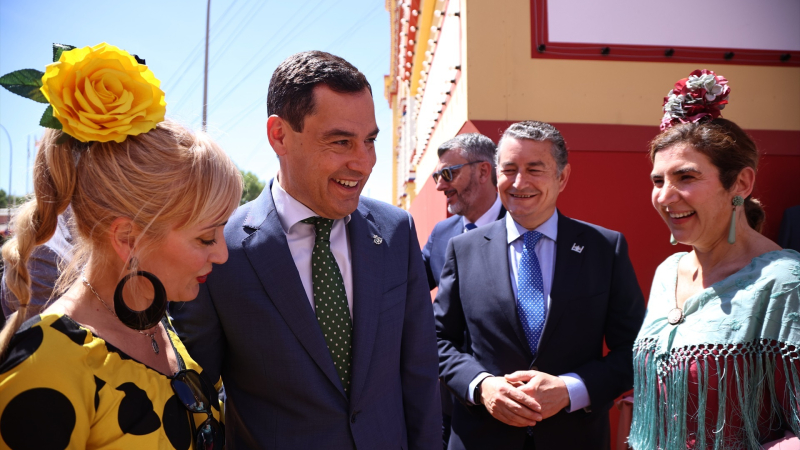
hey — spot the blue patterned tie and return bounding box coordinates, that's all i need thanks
[464,223,477,231]
[517,230,545,358]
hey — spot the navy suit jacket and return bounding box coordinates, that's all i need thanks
[422,207,506,290]
[778,205,800,252]
[434,212,645,450]
[171,182,441,450]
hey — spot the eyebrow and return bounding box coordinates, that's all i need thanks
[321,127,380,140]
[501,161,544,168]
[202,221,228,230]
[673,167,700,175]
[650,166,701,179]
[525,161,546,168]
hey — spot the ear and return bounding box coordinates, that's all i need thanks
[109,217,138,264]
[557,163,571,193]
[732,166,755,199]
[267,115,290,157]
[477,161,492,184]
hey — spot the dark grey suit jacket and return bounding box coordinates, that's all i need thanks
[171,182,441,450]
[434,212,645,450]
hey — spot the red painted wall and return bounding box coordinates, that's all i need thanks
[409,177,449,249]
[411,120,800,297]
[467,121,800,297]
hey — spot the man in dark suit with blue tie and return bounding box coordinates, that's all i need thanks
[422,134,506,291]
[435,121,645,449]
[171,51,441,449]
[420,133,505,448]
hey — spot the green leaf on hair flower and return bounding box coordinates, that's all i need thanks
[53,43,76,62]
[40,105,62,130]
[0,69,47,103]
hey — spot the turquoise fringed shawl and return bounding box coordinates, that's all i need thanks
[630,250,800,449]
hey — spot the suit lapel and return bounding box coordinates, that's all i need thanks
[241,182,346,397]
[482,221,532,358]
[538,212,585,352]
[348,203,384,405]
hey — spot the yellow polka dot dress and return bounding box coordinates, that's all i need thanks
[0,313,221,450]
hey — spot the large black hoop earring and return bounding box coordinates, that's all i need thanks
[114,270,168,330]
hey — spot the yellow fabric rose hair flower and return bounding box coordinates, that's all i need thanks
[39,43,166,143]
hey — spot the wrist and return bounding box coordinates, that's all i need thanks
[474,376,490,405]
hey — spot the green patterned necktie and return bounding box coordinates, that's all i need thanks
[302,216,353,395]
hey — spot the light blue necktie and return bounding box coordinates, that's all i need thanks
[517,230,545,358]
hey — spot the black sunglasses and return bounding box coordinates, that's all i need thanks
[432,161,481,183]
[171,369,225,450]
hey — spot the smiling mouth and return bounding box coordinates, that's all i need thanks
[510,193,535,198]
[197,271,211,283]
[334,178,358,188]
[668,210,696,219]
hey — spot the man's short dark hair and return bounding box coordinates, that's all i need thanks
[437,133,498,186]
[267,51,372,132]
[497,121,568,174]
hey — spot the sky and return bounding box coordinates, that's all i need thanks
[0,0,394,203]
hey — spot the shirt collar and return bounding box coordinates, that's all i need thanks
[506,209,559,245]
[271,177,351,233]
[463,194,502,229]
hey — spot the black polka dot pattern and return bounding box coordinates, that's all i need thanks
[301,216,353,394]
[116,383,161,436]
[162,395,192,450]
[1,388,76,450]
[50,316,87,346]
[0,324,43,375]
[0,313,222,449]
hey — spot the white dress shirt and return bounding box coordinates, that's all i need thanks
[271,179,354,317]
[467,210,590,412]
[461,195,503,232]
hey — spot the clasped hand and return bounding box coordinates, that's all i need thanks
[479,371,570,428]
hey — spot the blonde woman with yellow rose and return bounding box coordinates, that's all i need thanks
[0,43,241,450]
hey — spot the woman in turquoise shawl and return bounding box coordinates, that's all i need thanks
[629,70,800,449]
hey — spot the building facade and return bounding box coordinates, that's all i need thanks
[385,0,800,444]
[386,0,799,287]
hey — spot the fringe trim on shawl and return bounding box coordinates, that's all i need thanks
[630,338,800,450]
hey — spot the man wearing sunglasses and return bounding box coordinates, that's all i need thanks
[421,133,505,448]
[422,134,505,291]
[172,51,441,450]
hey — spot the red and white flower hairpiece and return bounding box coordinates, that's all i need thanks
[661,69,730,131]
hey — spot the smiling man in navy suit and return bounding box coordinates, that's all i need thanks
[171,51,441,450]
[434,121,645,449]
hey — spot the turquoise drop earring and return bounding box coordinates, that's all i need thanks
[728,195,744,244]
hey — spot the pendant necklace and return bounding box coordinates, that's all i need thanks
[82,276,160,354]
[667,304,685,325]
[668,286,685,325]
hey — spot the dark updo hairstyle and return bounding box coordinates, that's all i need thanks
[649,118,765,233]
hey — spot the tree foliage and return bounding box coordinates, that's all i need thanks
[0,189,25,209]
[240,170,266,205]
